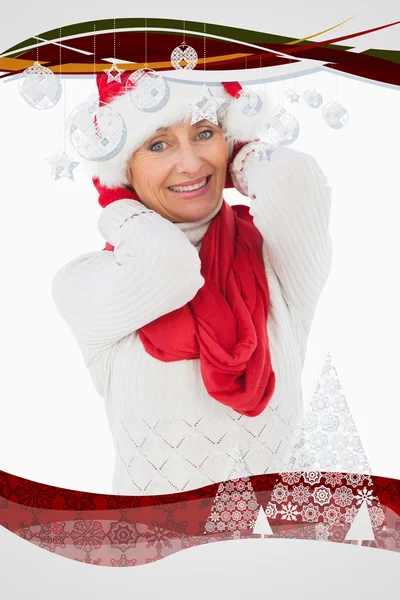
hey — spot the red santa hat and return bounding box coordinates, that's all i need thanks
[87,69,269,188]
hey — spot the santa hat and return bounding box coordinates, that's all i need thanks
[88,69,270,188]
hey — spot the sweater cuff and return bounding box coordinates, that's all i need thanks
[229,141,269,197]
[97,199,154,246]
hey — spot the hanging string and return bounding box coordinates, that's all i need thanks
[203,22,206,83]
[144,17,147,66]
[114,18,116,59]
[36,34,39,63]
[183,19,185,44]
[59,28,65,151]
[93,23,96,79]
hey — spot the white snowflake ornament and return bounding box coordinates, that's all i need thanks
[67,95,127,162]
[46,150,79,181]
[190,87,225,126]
[171,42,198,70]
[303,88,323,108]
[322,101,349,129]
[126,67,170,112]
[18,61,62,110]
[235,88,263,116]
[266,105,300,146]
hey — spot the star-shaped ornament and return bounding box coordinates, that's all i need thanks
[256,145,275,162]
[104,63,125,84]
[46,151,79,181]
[190,87,225,126]
[285,87,300,103]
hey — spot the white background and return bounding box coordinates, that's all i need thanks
[0,0,400,595]
[1,66,399,492]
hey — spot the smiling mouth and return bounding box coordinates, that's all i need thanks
[168,175,211,193]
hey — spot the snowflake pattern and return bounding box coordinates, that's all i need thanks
[312,486,332,507]
[322,505,341,525]
[271,483,290,504]
[70,520,106,553]
[315,523,332,541]
[333,486,355,508]
[281,472,302,485]
[205,465,260,536]
[345,473,366,488]
[279,502,301,521]
[267,470,386,547]
[324,472,344,486]
[302,504,320,523]
[356,488,377,506]
[303,472,323,486]
[291,484,312,506]
[344,505,359,524]
[264,503,278,519]
[368,506,385,528]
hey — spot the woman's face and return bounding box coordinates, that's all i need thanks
[127,118,229,223]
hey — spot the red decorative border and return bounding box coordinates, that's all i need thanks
[1,470,400,566]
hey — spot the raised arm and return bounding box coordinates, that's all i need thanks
[51,199,205,368]
[230,141,333,339]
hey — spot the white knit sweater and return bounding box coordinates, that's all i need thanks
[51,142,332,495]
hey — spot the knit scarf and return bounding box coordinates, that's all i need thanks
[94,149,275,417]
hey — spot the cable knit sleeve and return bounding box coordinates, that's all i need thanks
[230,141,333,339]
[51,199,205,368]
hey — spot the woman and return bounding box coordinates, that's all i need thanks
[51,73,332,495]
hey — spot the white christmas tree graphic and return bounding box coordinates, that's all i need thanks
[204,447,260,539]
[287,351,371,474]
[344,499,375,546]
[252,506,274,538]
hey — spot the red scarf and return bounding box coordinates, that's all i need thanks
[94,144,275,417]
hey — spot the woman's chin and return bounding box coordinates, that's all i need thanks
[167,190,221,222]
[177,200,219,221]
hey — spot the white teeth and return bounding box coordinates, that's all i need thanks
[170,177,209,192]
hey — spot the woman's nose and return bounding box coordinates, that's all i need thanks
[174,144,203,174]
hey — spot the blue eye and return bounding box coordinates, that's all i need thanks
[149,141,167,152]
[197,130,213,140]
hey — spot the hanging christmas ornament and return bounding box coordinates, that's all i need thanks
[18,61,62,110]
[235,87,263,116]
[67,94,127,162]
[303,88,323,108]
[125,67,170,112]
[285,87,300,104]
[104,63,125,84]
[266,105,300,145]
[322,101,349,129]
[46,150,79,181]
[171,41,198,70]
[190,86,225,126]
[171,20,198,70]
